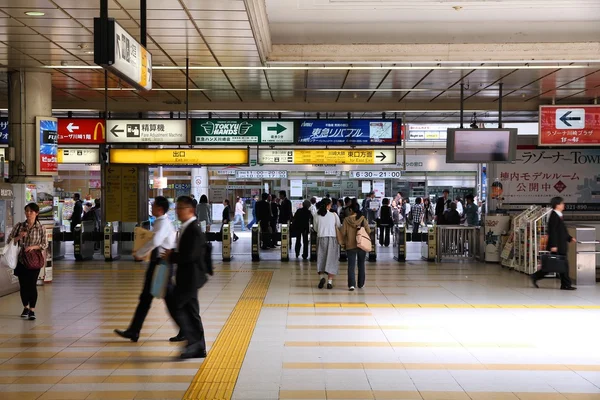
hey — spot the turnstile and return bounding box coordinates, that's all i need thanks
[222,224,232,261]
[104,221,121,261]
[74,220,96,261]
[394,224,406,262]
[368,224,377,262]
[53,225,65,260]
[280,224,290,262]
[421,225,436,262]
[251,225,261,261]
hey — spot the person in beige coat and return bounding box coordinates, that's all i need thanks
[341,201,371,291]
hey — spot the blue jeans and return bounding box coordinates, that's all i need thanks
[247,217,256,229]
[347,248,366,288]
[233,214,246,231]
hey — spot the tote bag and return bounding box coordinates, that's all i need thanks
[356,226,372,253]
[0,242,20,270]
[150,260,171,299]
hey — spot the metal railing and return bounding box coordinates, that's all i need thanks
[436,226,478,262]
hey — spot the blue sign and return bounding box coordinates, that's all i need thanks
[0,118,7,145]
[298,120,401,145]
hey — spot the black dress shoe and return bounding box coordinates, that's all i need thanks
[180,350,207,359]
[114,329,139,343]
[561,286,577,291]
[169,333,186,342]
[531,277,539,288]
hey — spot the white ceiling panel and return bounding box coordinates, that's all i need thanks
[64,8,131,20]
[53,0,121,8]
[181,0,246,11]
[146,9,189,20]
[32,26,91,36]
[2,8,69,19]
[21,18,83,28]
[188,11,249,21]
[203,36,256,45]
[0,18,26,27]
[202,29,254,37]
[196,20,252,30]
[0,0,56,8]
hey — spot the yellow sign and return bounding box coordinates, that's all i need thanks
[258,149,396,165]
[105,165,139,223]
[110,149,249,165]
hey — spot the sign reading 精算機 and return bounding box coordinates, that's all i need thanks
[495,149,600,211]
[297,120,401,145]
[191,120,295,144]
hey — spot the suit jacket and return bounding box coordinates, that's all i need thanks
[292,207,312,233]
[279,198,293,224]
[270,202,279,223]
[221,205,231,224]
[170,221,207,293]
[72,200,83,225]
[435,197,447,217]
[547,211,572,255]
[255,200,271,226]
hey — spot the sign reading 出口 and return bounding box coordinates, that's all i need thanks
[496,149,600,211]
[539,105,600,146]
[191,120,295,144]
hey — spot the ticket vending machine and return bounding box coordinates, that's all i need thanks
[0,184,18,297]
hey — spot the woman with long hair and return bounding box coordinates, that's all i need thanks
[313,198,341,289]
[341,202,370,291]
[423,197,434,224]
[7,203,48,320]
[196,195,212,233]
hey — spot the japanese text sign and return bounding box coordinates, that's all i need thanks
[0,118,7,145]
[106,119,187,144]
[258,149,396,165]
[58,119,105,144]
[539,105,600,146]
[191,119,295,144]
[297,120,401,145]
[36,117,58,175]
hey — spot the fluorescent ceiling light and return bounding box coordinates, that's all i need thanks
[24,11,45,16]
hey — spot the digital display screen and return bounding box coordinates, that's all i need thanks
[446,128,517,163]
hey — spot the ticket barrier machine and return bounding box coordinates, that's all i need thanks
[221,224,232,261]
[421,225,436,262]
[368,224,377,262]
[250,224,290,261]
[394,224,407,262]
[280,224,290,262]
[104,222,121,261]
[251,225,261,261]
[310,226,317,262]
[53,224,66,260]
[73,221,98,261]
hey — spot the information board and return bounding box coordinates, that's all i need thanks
[192,119,295,144]
[57,148,100,164]
[540,105,600,146]
[106,119,187,144]
[58,119,105,144]
[235,170,287,179]
[350,171,404,179]
[110,148,248,165]
[106,165,139,222]
[298,120,401,145]
[258,149,396,165]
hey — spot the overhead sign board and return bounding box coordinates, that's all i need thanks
[94,19,152,90]
[258,149,396,165]
[540,105,600,146]
[191,119,295,144]
[298,120,401,145]
[35,117,58,175]
[110,148,248,165]
[58,119,105,144]
[0,118,7,145]
[235,170,287,179]
[106,119,187,144]
[407,124,452,141]
[57,148,100,164]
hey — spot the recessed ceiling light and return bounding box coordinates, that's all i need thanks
[84,51,94,54]
[25,11,46,16]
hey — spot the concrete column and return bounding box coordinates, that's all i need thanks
[191,167,209,200]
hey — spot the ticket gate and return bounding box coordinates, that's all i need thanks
[251,225,261,261]
[394,224,407,262]
[280,224,290,262]
[53,225,66,260]
[104,221,121,261]
[222,224,232,261]
[421,225,436,262]
[368,224,377,262]
[310,227,317,262]
[73,221,97,261]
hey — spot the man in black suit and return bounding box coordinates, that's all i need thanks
[531,196,577,290]
[435,189,450,224]
[270,194,279,247]
[71,193,83,235]
[255,193,272,250]
[165,196,209,359]
[278,190,293,225]
[221,199,238,242]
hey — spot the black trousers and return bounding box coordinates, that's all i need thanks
[128,258,157,334]
[16,263,40,308]
[270,220,278,246]
[532,261,572,288]
[259,221,271,249]
[413,223,421,242]
[295,230,309,258]
[379,225,391,246]
[166,288,206,353]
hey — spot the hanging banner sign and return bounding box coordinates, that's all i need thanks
[58,119,105,144]
[539,105,600,146]
[0,118,8,145]
[496,149,600,211]
[35,117,58,175]
[297,120,401,145]
[57,148,100,164]
[106,119,187,144]
[258,149,396,165]
[110,148,248,165]
[191,119,295,144]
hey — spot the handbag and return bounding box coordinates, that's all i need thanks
[0,242,20,270]
[541,253,568,274]
[356,226,372,253]
[22,249,45,270]
[150,260,170,298]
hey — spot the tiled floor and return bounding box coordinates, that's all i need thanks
[1,241,600,399]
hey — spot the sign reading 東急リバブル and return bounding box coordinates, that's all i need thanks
[297,120,401,145]
[106,120,187,144]
[191,120,295,144]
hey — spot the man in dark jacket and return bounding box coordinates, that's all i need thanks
[255,193,272,250]
[71,193,83,234]
[270,194,279,247]
[441,202,461,225]
[221,199,238,242]
[278,191,293,225]
[531,197,576,290]
[292,200,312,259]
[166,196,208,359]
[435,189,450,224]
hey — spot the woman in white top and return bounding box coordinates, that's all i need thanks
[313,198,341,289]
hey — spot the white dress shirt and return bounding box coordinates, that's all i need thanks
[554,210,563,218]
[136,214,175,258]
[177,216,197,250]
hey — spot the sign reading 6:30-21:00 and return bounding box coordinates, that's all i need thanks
[350,171,404,179]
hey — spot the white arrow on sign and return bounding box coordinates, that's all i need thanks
[67,122,80,133]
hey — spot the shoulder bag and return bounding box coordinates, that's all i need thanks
[22,248,45,270]
[356,218,372,253]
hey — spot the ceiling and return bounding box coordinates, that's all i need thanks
[0,0,598,121]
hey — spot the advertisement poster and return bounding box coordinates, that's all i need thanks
[496,149,600,211]
[0,118,7,145]
[36,117,58,175]
[484,215,511,263]
[298,120,401,145]
[58,119,105,144]
[290,179,303,198]
[373,180,385,198]
[30,181,54,221]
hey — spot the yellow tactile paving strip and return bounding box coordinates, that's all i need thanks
[183,271,273,400]
[263,303,600,309]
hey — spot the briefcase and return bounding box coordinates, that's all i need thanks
[541,254,568,274]
[150,260,170,299]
